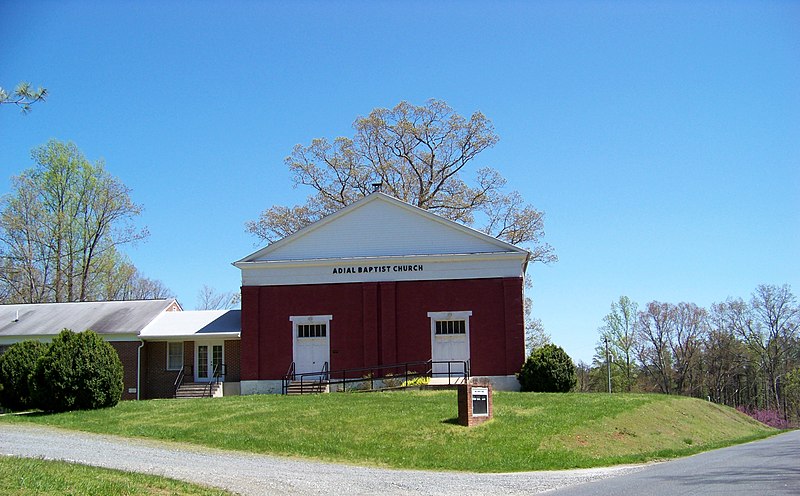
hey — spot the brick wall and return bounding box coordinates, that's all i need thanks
[225,339,241,381]
[108,341,141,401]
[183,341,194,375]
[142,342,181,399]
[242,277,525,380]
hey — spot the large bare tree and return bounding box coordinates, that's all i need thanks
[197,284,240,310]
[636,301,676,394]
[246,99,556,264]
[671,302,707,395]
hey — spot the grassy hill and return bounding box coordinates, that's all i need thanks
[0,391,776,472]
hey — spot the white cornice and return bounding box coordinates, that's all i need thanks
[235,251,528,270]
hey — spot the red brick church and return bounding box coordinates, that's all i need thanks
[235,192,529,393]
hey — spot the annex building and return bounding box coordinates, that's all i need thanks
[0,300,241,400]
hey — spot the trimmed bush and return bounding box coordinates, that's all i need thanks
[0,340,48,411]
[32,329,124,412]
[518,343,576,392]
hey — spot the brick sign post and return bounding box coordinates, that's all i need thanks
[458,381,493,427]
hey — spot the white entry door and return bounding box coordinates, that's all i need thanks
[429,311,471,377]
[291,315,332,377]
[195,342,224,382]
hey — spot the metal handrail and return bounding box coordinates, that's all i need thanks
[321,361,329,380]
[206,362,226,397]
[282,362,296,395]
[293,361,329,395]
[173,364,193,397]
[283,359,470,394]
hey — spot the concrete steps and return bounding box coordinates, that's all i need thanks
[428,376,467,386]
[175,382,222,399]
[285,380,328,395]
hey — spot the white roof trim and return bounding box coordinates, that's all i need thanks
[139,310,241,339]
[143,332,241,339]
[235,192,528,266]
[235,251,528,270]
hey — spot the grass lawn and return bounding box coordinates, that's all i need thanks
[0,456,233,495]
[0,391,776,472]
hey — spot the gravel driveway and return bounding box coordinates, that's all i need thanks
[0,423,644,495]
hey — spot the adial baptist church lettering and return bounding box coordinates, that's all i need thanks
[332,264,424,275]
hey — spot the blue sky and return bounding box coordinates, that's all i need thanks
[1,1,798,364]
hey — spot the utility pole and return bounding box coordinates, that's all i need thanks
[605,336,612,394]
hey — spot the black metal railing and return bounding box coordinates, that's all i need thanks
[173,364,193,397]
[206,362,226,397]
[281,359,470,395]
[282,361,329,395]
[282,362,296,395]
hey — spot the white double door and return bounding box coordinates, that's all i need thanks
[432,334,469,376]
[195,342,224,382]
[294,336,329,377]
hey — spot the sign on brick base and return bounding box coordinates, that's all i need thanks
[458,381,493,427]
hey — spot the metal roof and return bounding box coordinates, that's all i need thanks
[0,299,179,337]
[139,309,241,338]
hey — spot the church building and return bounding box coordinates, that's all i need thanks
[234,192,530,393]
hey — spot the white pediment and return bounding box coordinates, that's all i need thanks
[237,193,527,263]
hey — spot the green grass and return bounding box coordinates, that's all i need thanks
[0,456,233,495]
[0,391,776,472]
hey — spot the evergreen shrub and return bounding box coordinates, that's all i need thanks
[517,343,576,392]
[0,340,47,411]
[33,329,123,412]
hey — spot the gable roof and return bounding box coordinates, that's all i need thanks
[236,192,529,265]
[140,309,241,339]
[0,299,180,338]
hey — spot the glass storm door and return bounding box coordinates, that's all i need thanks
[195,343,223,382]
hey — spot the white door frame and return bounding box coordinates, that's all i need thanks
[428,311,472,376]
[290,315,332,376]
[195,341,225,382]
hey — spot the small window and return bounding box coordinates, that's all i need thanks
[297,324,327,338]
[167,342,183,370]
[435,320,466,335]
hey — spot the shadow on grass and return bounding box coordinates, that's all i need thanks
[441,417,460,425]
[0,410,53,417]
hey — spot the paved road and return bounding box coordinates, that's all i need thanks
[1,424,797,495]
[549,429,800,496]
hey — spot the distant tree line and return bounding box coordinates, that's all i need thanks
[576,285,800,424]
